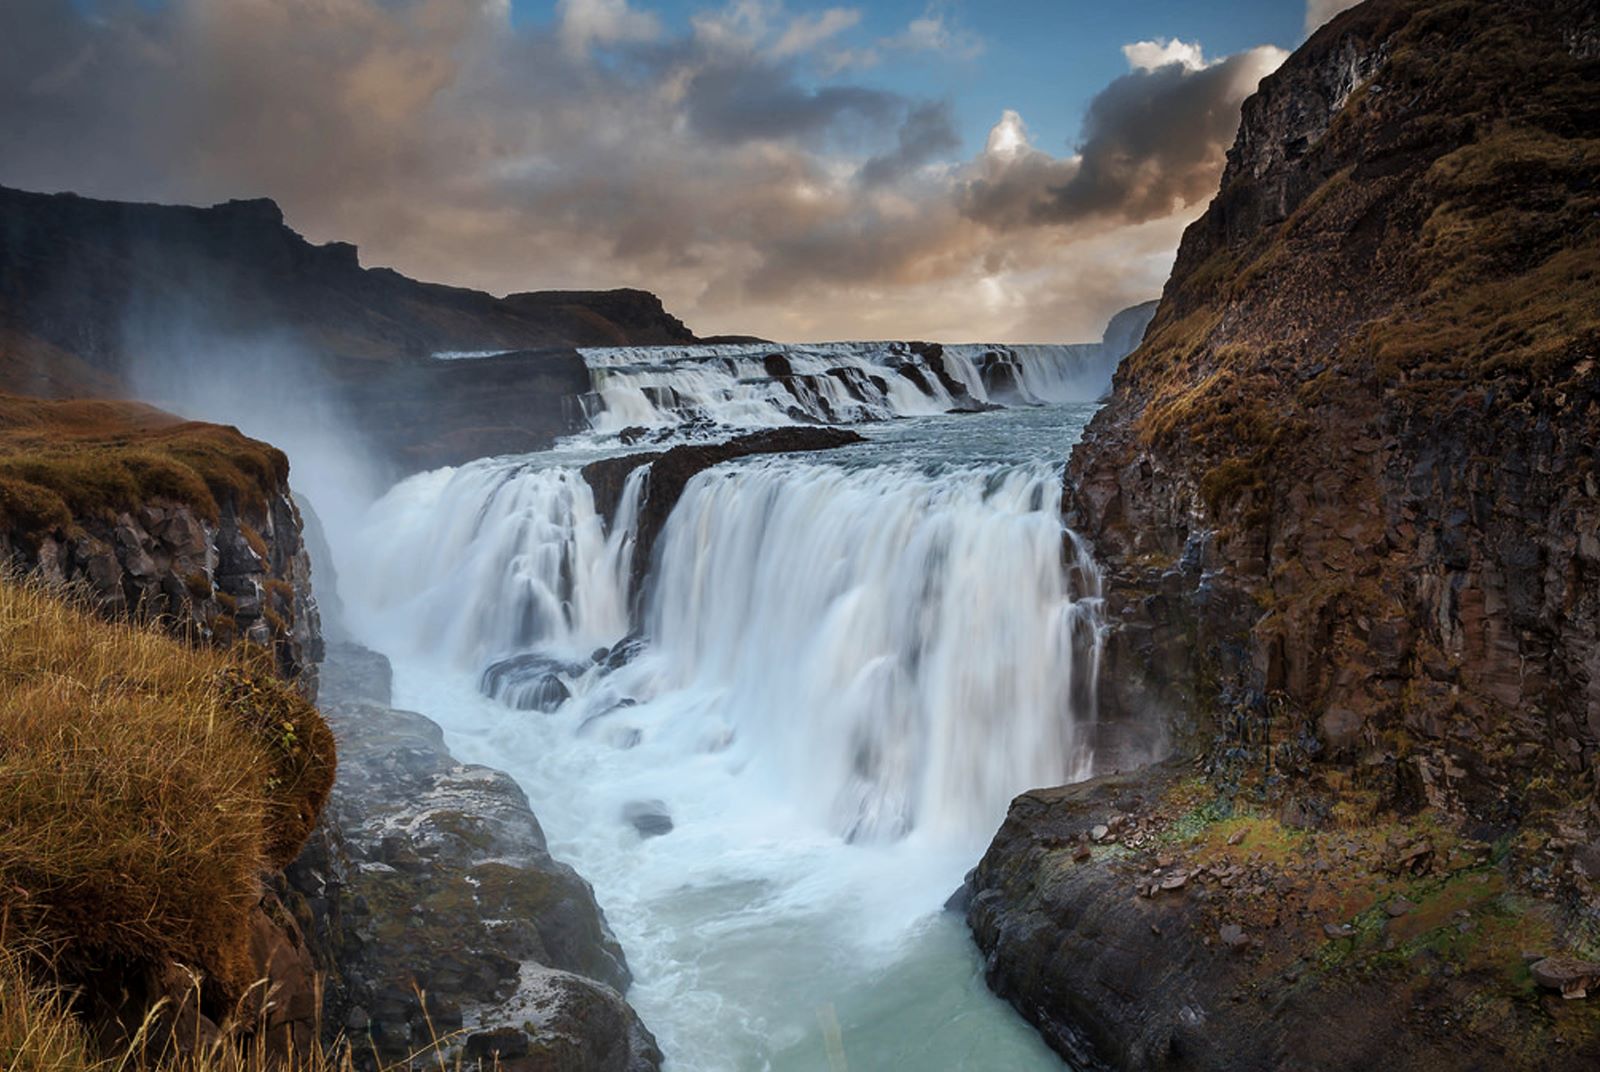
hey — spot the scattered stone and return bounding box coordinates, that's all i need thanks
[1324,923,1356,939]
[1220,924,1248,950]
[622,800,674,838]
[1160,872,1190,891]
[1227,828,1248,847]
[1073,840,1093,862]
[1530,957,1600,999]
[1385,897,1417,917]
[1091,824,1110,842]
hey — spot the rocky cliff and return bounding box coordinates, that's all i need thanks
[0,393,321,691]
[0,185,697,470]
[300,643,662,1072]
[969,1,1600,1067]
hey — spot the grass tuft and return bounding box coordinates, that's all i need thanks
[0,576,332,1003]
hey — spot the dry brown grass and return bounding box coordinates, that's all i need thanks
[0,576,333,1004]
[0,394,289,536]
[0,943,491,1072]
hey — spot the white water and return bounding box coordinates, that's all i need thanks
[572,341,1113,432]
[340,398,1107,1071]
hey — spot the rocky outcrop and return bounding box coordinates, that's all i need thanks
[0,184,697,471]
[972,1,1600,1067]
[967,766,1600,1071]
[0,395,322,694]
[582,425,865,596]
[306,641,661,1070]
[1067,0,1600,786]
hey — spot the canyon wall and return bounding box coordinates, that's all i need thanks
[0,185,696,470]
[970,1,1600,1067]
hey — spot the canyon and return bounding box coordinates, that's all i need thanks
[1,0,1597,1068]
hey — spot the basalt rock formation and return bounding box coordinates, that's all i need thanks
[307,641,662,1071]
[970,1,1600,1068]
[0,393,321,692]
[582,425,866,599]
[0,184,696,470]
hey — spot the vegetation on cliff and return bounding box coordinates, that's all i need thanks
[0,394,289,536]
[0,576,334,1068]
[1071,0,1599,811]
[973,1,1600,1067]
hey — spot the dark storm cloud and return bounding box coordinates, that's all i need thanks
[960,45,1286,231]
[858,101,961,187]
[682,57,903,143]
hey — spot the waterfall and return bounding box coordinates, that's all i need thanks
[344,460,641,666]
[636,459,1102,842]
[346,449,1104,845]
[572,341,1115,432]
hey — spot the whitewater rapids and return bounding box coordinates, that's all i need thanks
[341,401,1105,1070]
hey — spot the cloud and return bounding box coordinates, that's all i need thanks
[770,7,860,58]
[1305,0,1363,34]
[559,0,662,55]
[0,0,1279,343]
[885,6,983,61]
[1121,38,1206,72]
[960,42,1287,230]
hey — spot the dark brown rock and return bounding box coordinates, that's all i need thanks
[581,426,865,600]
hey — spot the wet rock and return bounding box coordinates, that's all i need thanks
[465,1026,531,1062]
[480,653,580,712]
[313,643,653,1068]
[622,800,674,839]
[479,967,663,1072]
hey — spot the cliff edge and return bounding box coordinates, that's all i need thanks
[969,1,1600,1068]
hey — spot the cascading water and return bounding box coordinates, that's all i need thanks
[569,340,1118,432]
[636,460,1101,843]
[340,392,1112,1071]
[349,461,642,665]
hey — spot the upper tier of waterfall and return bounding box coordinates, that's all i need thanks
[572,341,1115,431]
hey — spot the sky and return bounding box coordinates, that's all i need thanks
[2,0,1360,342]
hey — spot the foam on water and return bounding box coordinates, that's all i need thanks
[340,406,1103,1070]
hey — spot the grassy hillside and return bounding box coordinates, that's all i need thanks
[0,576,334,1066]
[0,394,288,538]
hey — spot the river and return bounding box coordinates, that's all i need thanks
[336,342,1108,1071]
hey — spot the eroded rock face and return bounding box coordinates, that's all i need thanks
[1067,0,1600,826]
[308,642,660,1070]
[974,0,1600,1066]
[2,488,322,698]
